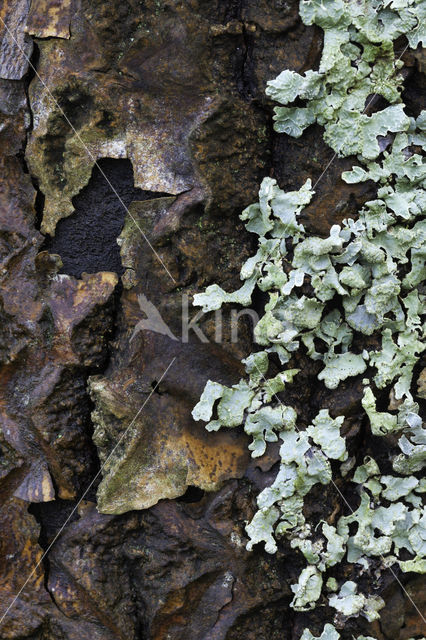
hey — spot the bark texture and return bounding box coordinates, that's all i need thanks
[0,1,424,639]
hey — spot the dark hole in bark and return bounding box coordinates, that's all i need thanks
[28,499,80,549]
[150,379,163,395]
[43,158,167,278]
[177,486,206,503]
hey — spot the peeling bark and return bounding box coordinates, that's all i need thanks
[0,1,424,639]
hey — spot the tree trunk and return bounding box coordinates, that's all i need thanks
[0,1,424,639]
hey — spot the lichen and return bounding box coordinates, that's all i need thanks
[329,580,384,621]
[300,624,378,640]
[193,0,425,633]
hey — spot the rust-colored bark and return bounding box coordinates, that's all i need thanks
[0,1,424,639]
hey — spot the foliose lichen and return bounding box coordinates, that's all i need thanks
[300,623,378,640]
[192,0,425,635]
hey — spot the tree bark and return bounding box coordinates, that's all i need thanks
[0,1,424,639]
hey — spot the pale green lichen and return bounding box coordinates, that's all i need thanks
[300,624,340,640]
[290,522,346,572]
[290,565,323,611]
[362,388,426,475]
[329,581,385,621]
[334,456,426,576]
[300,624,378,640]
[193,0,425,634]
[196,383,350,557]
[267,0,423,158]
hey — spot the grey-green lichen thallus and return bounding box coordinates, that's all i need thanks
[192,0,425,634]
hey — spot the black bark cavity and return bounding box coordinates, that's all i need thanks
[43,158,166,278]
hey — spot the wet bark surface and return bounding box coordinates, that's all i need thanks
[0,1,424,639]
